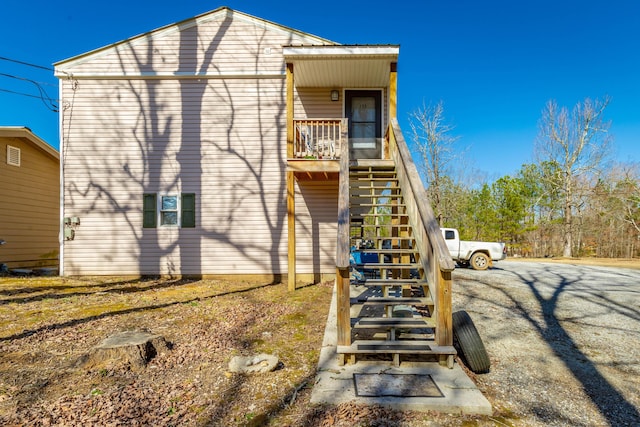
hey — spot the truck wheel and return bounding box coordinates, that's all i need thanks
[470,252,489,270]
[452,310,491,374]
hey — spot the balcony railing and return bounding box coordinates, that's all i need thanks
[293,118,347,159]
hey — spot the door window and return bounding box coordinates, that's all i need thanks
[351,96,377,149]
[345,90,382,159]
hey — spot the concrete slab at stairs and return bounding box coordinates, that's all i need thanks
[310,283,492,415]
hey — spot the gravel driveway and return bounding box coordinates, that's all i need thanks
[452,260,640,426]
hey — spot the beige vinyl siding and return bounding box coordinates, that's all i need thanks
[294,180,338,273]
[294,88,343,118]
[0,137,59,266]
[59,10,340,275]
[62,77,290,275]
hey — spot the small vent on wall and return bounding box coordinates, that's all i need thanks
[7,145,21,167]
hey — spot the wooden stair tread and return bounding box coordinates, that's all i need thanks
[351,249,417,254]
[349,178,399,182]
[350,195,401,199]
[349,187,401,192]
[351,202,405,208]
[352,263,419,268]
[338,340,456,355]
[358,297,433,305]
[360,278,423,286]
[353,317,435,329]
[356,213,408,217]
[349,236,415,241]
[350,169,396,174]
[357,223,413,227]
[349,168,397,172]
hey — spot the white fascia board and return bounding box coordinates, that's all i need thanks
[283,45,399,58]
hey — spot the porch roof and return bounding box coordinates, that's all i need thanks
[283,45,399,88]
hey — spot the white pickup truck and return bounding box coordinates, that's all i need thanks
[441,228,506,270]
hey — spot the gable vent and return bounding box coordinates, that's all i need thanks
[7,145,21,166]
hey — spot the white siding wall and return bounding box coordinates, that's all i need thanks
[65,11,305,77]
[294,88,343,118]
[62,78,289,275]
[59,11,333,275]
[294,180,338,273]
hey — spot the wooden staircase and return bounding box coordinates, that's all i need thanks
[337,160,455,366]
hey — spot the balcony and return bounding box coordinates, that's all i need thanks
[287,118,347,178]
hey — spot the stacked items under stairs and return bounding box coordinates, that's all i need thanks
[338,160,456,366]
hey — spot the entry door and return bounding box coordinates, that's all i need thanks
[345,90,382,159]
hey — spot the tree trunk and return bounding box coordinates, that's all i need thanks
[563,200,573,257]
[77,331,169,371]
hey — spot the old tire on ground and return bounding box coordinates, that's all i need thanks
[470,252,490,270]
[452,310,490,374]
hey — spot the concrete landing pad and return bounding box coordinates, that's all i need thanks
[310,283,493,415]
[354,373,444,398]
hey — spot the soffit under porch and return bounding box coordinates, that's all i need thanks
[283,45,399,88]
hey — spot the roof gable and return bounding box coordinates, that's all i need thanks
[55,7,337,78]
[0,127,59,161]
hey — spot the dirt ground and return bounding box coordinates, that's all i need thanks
[0,257,639,426]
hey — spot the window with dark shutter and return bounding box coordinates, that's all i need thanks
[143,193,157,228]
[181,193,196,228]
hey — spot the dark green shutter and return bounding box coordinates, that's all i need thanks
[181,193,196,228]
[143,193,157,228]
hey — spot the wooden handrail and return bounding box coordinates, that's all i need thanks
[388,118,455,272]
[387,118,454,348]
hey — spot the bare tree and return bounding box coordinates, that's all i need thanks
[409,100,461,226]
[619,163,640,237]
[535,96,612,257]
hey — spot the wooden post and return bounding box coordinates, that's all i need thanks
[286,63,294,158]
[336,267,351,346]
[336,139,351,347]
[385,63,397,160]
[287,171,296,291]
[436,269,452,346]
[389,62,397,120]
[286,63,296,291]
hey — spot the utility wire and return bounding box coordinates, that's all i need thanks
[0,72,58,112]
[0,73,56,87]
[0,56,54,71]
[0,87,49,100]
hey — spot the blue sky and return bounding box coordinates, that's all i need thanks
[1,0,638,178]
